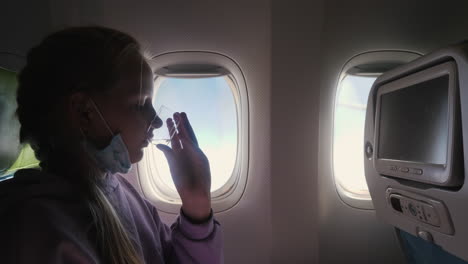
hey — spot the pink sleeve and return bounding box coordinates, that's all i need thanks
[153,207,224,264]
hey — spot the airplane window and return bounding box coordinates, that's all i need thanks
[0,67,39,180]
[333,74,377,201]
[1,144,40,180]
[331,51,421,209]
[139,75,240,206]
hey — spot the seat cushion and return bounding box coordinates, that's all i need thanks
[399,229,468,264]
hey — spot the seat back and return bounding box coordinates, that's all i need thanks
[364,42,468,261]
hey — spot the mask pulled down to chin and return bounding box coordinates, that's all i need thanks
[81,133,132,175]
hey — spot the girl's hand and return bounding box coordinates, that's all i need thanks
[156,112,212,221]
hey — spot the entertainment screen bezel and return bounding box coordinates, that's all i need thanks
[374,61,460,186]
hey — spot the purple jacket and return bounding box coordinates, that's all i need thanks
[0,169,223,263]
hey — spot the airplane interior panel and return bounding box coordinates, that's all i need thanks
[1,0,468,263]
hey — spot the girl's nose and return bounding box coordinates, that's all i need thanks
[150,114,163,129]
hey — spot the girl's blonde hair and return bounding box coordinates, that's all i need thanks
[17,26,145,264]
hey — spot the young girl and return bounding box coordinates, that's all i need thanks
[0,26,222,263]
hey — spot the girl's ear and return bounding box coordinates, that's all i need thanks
[69,92,94,131]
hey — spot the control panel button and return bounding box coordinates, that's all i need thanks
[365,142,373,159]
[409,168,423,175]
[400,167,409,173]
[422,204,441,227]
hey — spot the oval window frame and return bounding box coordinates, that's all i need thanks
[332,50,422,210]
[138,51,249,214]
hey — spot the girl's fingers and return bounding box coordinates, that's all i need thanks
[181,112,199,147]
[175,112,199,147]
[167,118,182,151]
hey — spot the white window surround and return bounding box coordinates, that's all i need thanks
[334,74,377,201]
[138,51,249,214]
[332,50,422,210]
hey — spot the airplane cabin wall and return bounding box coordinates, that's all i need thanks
[271,0,323,263]
[318,1,468,263]
[0,1,51,59]
[3,1,468,264]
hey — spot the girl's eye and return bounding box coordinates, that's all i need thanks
[133,100,152,112]
[133,104,144,111]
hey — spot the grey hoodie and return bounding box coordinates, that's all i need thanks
[0,169,223,263]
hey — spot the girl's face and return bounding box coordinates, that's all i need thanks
[81,54,163,164]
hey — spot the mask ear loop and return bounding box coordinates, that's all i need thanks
[139,56,144,107]
[79,127,86,139]
[88,99,115,137]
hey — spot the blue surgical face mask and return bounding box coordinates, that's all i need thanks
[81,100,132,174]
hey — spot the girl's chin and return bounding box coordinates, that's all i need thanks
[130,149,144,164]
